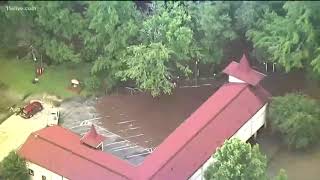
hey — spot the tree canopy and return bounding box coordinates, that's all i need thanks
[2,1,320,95]
[188,1,236,63]
[269,93,320,149]
[204,138,267,180]
[0,151,29,180]
[118,43,173,97]
[247,2,320,75]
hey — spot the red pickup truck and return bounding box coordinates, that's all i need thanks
[20,101,43,119]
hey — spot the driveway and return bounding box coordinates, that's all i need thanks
[0,102,52,161]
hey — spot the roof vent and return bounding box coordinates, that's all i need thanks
[238,54,251,72]
[80,125,106,150]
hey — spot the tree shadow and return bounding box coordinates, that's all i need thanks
[0,81,9,91]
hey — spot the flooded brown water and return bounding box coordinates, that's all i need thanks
[256,128,320,180]
[258,69,320,180]
[96,79,225,148]
[268,144,320,180]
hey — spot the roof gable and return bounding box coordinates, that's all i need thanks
[223,54,265,86]
[80,125,106,148]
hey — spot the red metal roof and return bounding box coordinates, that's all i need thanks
[223,54,266,86]
[80,125,106,148]
[18,126,135,180]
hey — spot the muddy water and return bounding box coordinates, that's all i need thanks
[258,69,320,179]
[268,145,320,180]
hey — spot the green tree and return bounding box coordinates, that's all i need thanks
[2,1,85,63]
[233,1,284,34]
[275,169,288,180]
[0,151,29,180]
[188,1,236,64]
[140,2,194,78]
[269,93,320,149]
[204,138,267,180]
[117,2,193,96]
[142,2,193,61]
[83,1,141,80]
[29,1,84,63]
[117,43,173,97]
[233,1,270,34]
[247,2,320,75]
[0,2,35,53]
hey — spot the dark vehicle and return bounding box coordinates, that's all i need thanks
[20,101,43,119]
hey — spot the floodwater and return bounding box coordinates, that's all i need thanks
[257,129,320,180]
[96,78,225,148]
[258,68,320,180]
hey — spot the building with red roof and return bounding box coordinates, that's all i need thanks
[18,54,270,180]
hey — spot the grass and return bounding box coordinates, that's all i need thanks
[0,56,91,123]
[0,57,91,99]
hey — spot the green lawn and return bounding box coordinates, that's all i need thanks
[0,57,92,124]
[0,57,91,99]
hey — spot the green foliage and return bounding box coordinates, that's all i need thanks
[121,1,237,96]
[84,76,101,92]
[275,169,288,180]
[139,2,194,81]
[118,43,173,97]
[204,139,267,180]
[234,2,271,33]
[0,151,29,180]
[269,93,320,149]
[3,1,84,63]
[188,2,236,64]
[247,2,320,76]
[0,2,35,51]
[84,1,141,75]
[30,1,84,63]
[142,2,193,61]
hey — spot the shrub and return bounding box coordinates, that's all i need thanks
[269,93,320,150]
[204,139,267,180]
[0,151,29,180]
[84,76,101,92]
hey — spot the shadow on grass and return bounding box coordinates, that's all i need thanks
[0,81,8,91]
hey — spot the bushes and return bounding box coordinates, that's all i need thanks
[269,93,320,150]
[84,76,101,92]
[204,139,267,180]
[0,151,29,180]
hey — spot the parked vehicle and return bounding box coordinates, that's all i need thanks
[20,101,43,119]
[48,108,59,126]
